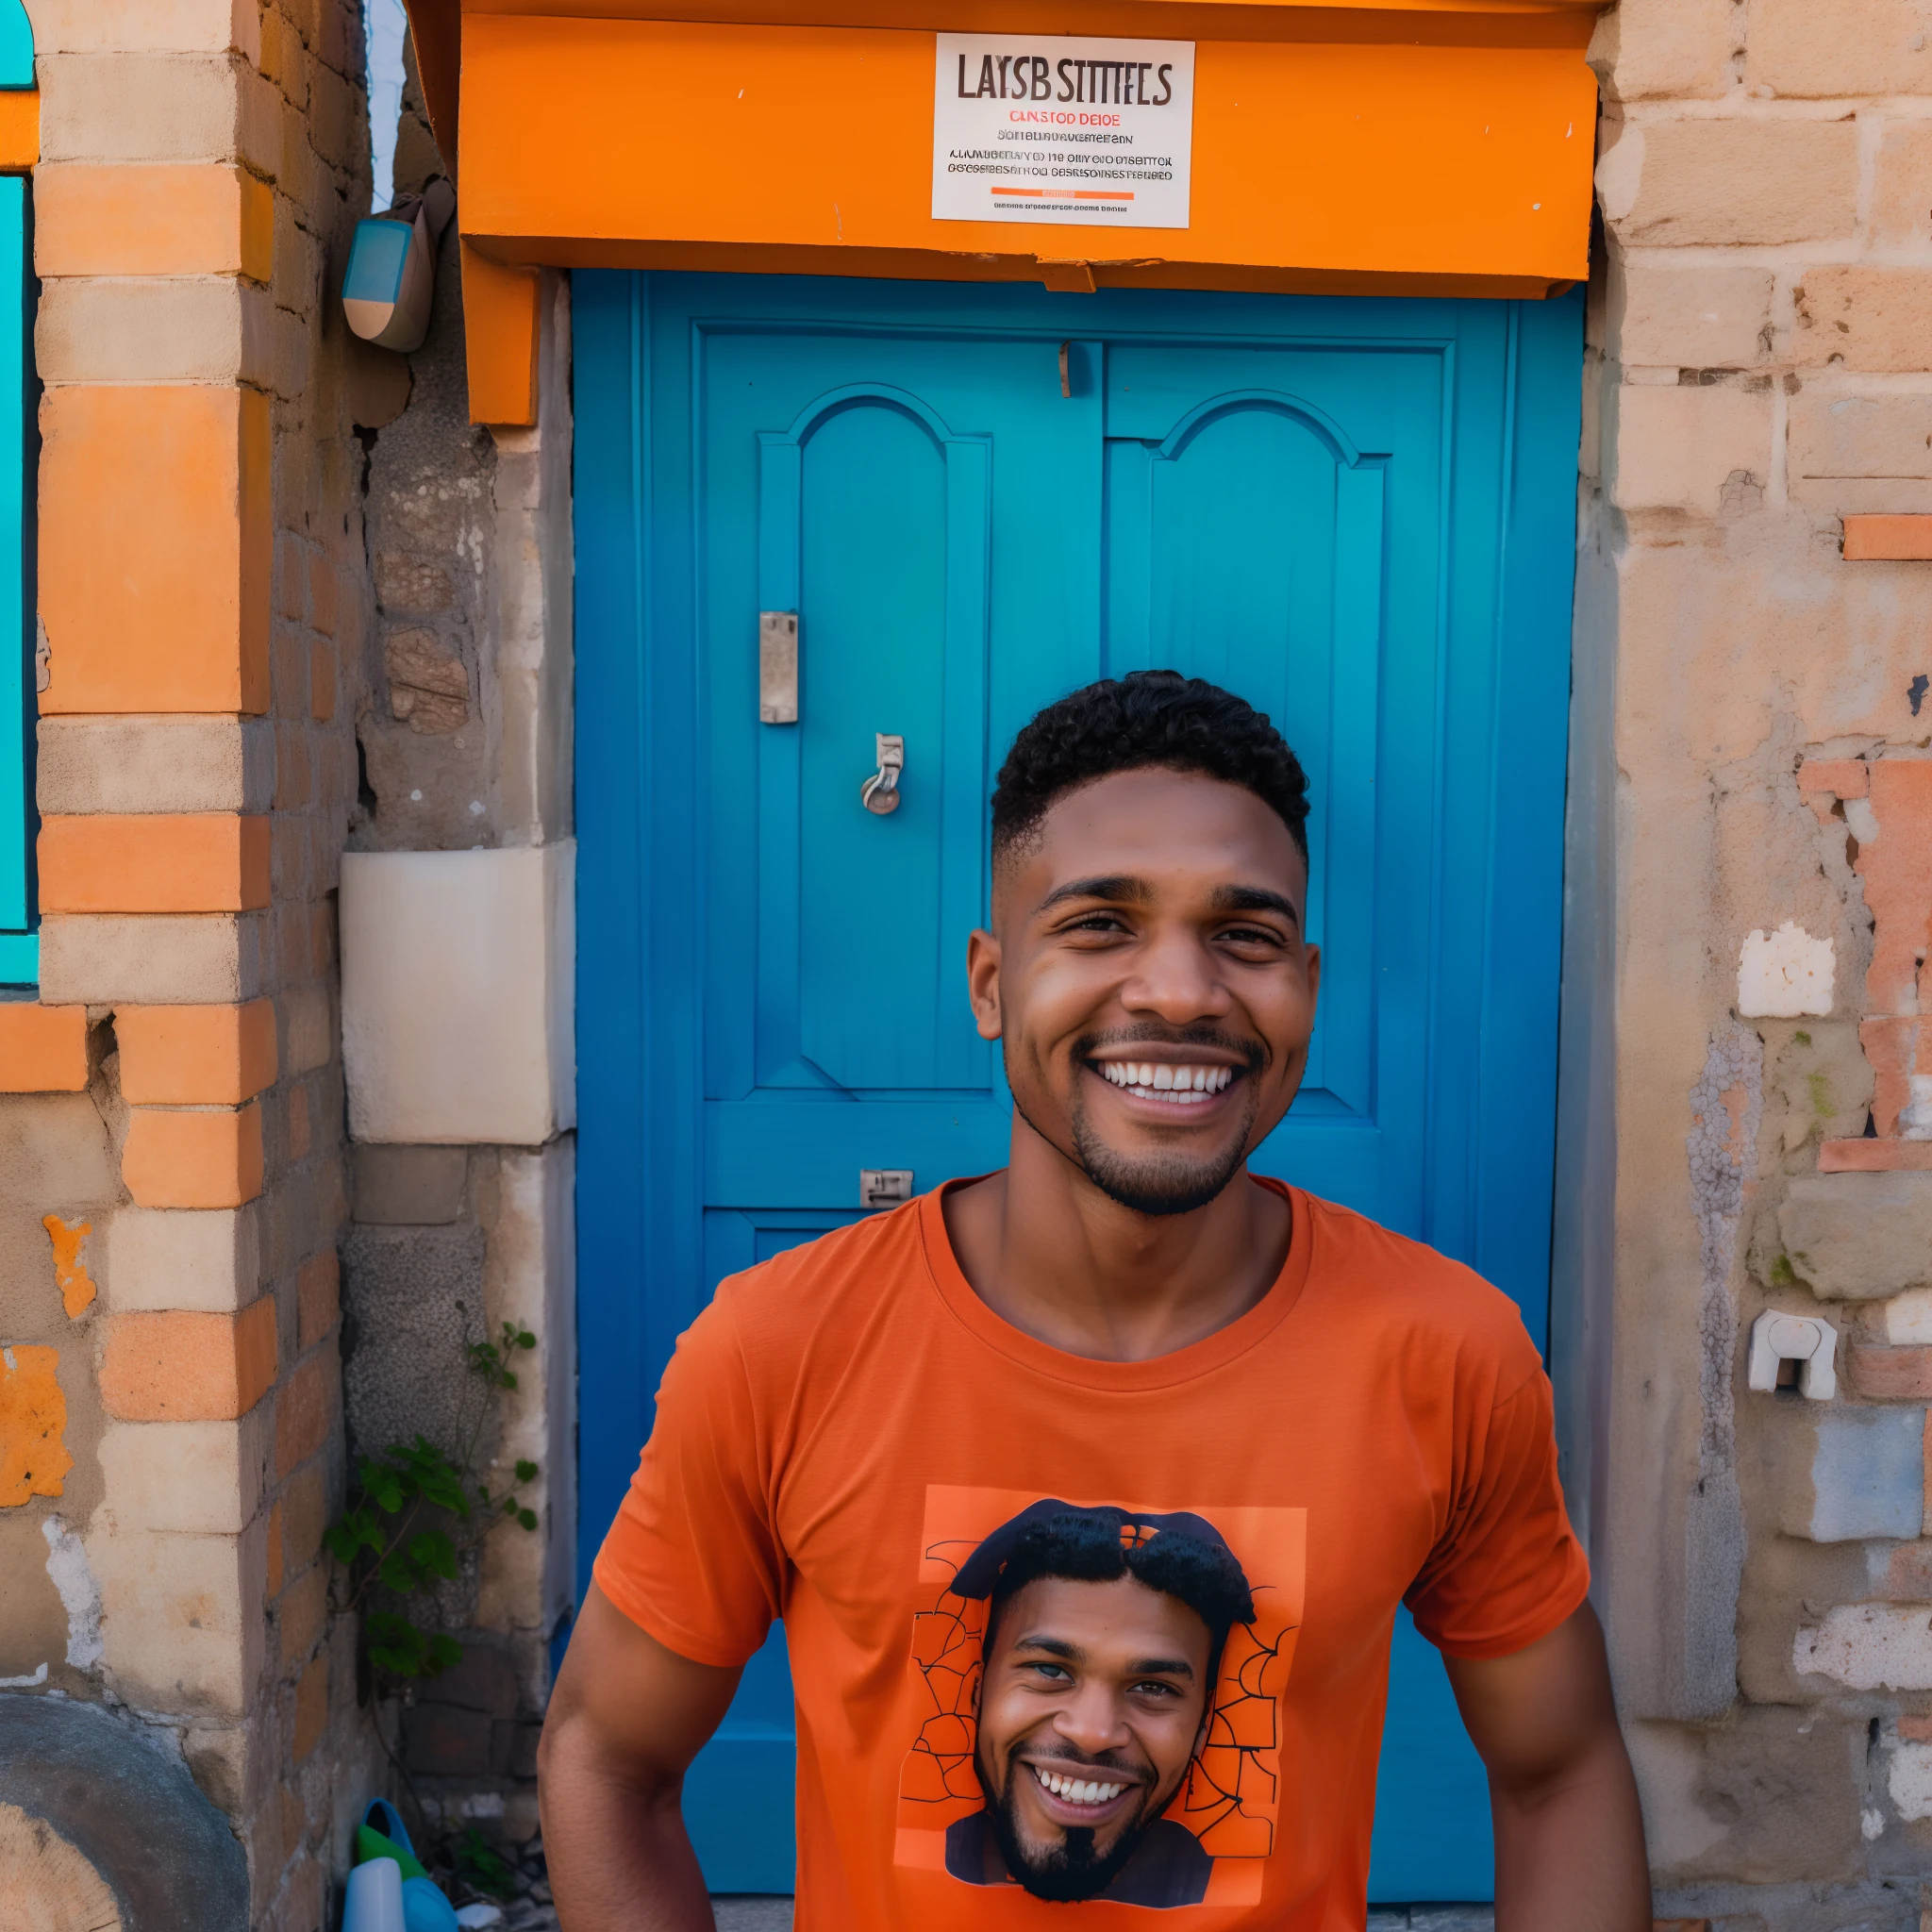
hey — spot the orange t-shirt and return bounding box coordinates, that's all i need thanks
[594,1180,1589,1932]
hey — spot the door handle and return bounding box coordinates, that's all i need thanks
[860,734,905,815]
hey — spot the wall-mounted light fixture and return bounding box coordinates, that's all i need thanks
[341,178,456,355]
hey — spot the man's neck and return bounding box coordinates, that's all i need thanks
[941,1124,1291,1364]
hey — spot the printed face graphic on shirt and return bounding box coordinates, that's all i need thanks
[898,1489,1307,1912]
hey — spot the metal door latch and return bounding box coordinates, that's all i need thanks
[860,734,905,814]
[860,1169,913,1209]
[759,611,798,724]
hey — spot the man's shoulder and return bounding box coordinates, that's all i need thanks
[710,1194,933,1339]
[1295,1190,1541,1370]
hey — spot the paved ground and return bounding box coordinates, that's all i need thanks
[504,1896,1491,1929]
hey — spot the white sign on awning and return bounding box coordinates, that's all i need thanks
[931,34,1195,230]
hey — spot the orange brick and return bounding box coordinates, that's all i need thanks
[295,1249,338,1351]
[122,1102,265,1208]
[1903,1712,1932,1743]
[1854,760,1932,1014]
[306,552,338,637]
[1861,1017,1926,1141]
[288,1082,311,1162]
[38,815,270,913]
[0,1003,88,1092]
[275,1348,338,1478]
[40,385,269,714]
[291,1653,328,1760]
[100,1298,277,1422]
[1852,1344,1932,1400]
[1821,1140,1932,1172]
[309,641,336,723]
[1844,514,1932,560]
[35,164,273,279]
[278,1458,328,1575]
[278,1562,328,1673]
[1797,758,1869,799]
[116,1000,277,1105]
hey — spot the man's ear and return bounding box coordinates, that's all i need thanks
[966,927,1003,1041]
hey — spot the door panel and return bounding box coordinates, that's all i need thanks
[575,275,1584,1906]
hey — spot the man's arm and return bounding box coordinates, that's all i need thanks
[538,1582,745,1930]
[1443,1602,1650,1932]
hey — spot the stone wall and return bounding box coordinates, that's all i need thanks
[1581,1,1932,1924]
[335,42,576,1849]
[0,1,377,1925]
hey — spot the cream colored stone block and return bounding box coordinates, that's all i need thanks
[26,0,260,58]
[38,52,278,173]
[38,912,264,1006]
[36,277,273,388]
[1795,1604,1932,1689]
[97,1412,268,1534]
[1794,267,1932,373]
[103,1207,260,1313]
[1886,1289,1932,1342]
[85,1515,266,1719]
[1608,382,1773,515]
[1790,390,1932,512]
[1892,1741,1932,1821]
[36,717,274,816]
[1591,0,1734,101]
[1613,119,1859,247]
[1747,0,1932,97]
[475,1139,577,1641]
[341,844,576,1146]
[1873,120,1932,247]
[1611,261,1774,371]
[1738,922,1835,1017]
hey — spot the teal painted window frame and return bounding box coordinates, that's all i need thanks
[0,0,35,985]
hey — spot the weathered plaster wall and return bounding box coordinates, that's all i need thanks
[0,1,381,1925]
[331,42,577,1844]
[1583,1,1932,1924]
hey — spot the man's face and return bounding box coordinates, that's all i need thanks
[971,1573,1213,1901]
[970,769,1320,1216]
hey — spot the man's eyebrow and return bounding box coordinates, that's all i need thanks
[1008,1633,1086,1662]
[1208,884,1302,927]
[1125,1656,1196,1678]
[1034,874,1152,916]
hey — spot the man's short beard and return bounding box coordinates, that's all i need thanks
[976,1752,1158,1903]
[1069,1100,1257,1217]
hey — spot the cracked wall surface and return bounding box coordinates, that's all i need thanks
[1578,1,1932,1924]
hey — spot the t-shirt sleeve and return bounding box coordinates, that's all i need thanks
[1404,1359,1591,1660]
[591,1293,784,1669]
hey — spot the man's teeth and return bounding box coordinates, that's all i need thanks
[1098,1061,1233,1104]
[1031,1765,1126,1806]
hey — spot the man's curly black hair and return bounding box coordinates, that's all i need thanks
[991,670,1310,870]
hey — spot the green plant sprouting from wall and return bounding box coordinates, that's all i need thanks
[327,1318,541,1690]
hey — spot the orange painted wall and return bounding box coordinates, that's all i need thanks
[458,15,1597,291]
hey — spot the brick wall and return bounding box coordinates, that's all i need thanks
[1583,1,1932,1923]
[0,2,377,1926]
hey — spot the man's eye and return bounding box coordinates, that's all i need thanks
[1063,913,1128,935]
[1026,1662,1072,1682]
[1218,925,1283,949]
[1130,1680,1180,1698]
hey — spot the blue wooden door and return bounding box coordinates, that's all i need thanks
[575,274,1583,1903]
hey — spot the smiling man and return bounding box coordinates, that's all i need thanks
[540,672,1651,1931]
[942,1502,1257,1907]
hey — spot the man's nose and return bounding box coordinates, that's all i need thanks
[1119,922,1232,1024]
[1051,1682,1133,1759]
